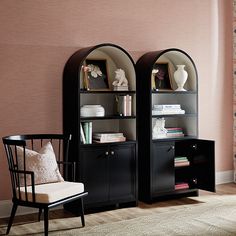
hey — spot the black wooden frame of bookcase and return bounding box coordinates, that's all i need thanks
[135,48,215,203]
[63,43,138,210]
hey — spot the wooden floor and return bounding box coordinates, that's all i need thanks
[0,183,236,229]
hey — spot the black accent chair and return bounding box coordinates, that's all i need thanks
[2,134,88,236]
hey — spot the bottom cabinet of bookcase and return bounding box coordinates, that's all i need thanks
[79,142,137,208]
[143,139,215,202]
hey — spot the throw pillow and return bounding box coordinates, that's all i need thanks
[17,142,64,186]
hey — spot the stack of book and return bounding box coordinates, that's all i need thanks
[152,104,185,115]
[80,122,92,144]
[174,156,190,167]
[116,95,132,116]
[166,127,184,138]
[93,132,126,143]
[175,182,189,190]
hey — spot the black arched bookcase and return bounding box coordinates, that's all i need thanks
[63,43,137,210]
[136,48,215,203]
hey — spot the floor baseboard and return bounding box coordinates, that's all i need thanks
[215,170,234,185]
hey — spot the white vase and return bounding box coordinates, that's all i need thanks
[174,65,188,91]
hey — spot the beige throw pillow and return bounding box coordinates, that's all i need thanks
[17,142,64,186]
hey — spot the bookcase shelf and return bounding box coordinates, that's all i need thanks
[152,90,197,94]
[81,115,136,120]
[152,113,197,118]
[80,139,136,147]
[80,90,136,94]
[136,48,215,203]
[63,43,137,211]
[152,135,197,142]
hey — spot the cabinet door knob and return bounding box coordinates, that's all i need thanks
[192,144,197,150]
[111,151,115,155]
[105,151,109,156]
[168,146,175,152]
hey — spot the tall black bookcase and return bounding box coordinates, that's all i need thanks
[63,43,137,210]
[136,48,215,203]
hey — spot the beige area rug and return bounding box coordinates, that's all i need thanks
[2,195,236,236]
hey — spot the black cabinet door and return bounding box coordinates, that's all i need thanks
[80,146,109,204]
[152,142,175,195]
[192,139,215,192]
[109,143,136,201]
[176,139,215,192]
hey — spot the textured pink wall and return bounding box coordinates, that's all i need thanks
[0,0,232,200]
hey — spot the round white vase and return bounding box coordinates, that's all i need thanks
[174,65,188,91]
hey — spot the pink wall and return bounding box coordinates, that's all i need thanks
[0,0,232,200]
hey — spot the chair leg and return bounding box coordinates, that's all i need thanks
[80,198,85,227]
[43,208,49,236]
[38,208,42,221]
[6,203,18,235]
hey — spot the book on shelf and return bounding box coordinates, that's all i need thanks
[81,121,92,144]
[175,161,190,167]
[92,132,126,143]
[166,127,184,138]
[113,85,129,91]
[80,123,86,144]
[116,95,132,116]
[152,104,185,115]
[174,157,190,167]
[93,136,126,143]
[93,132,124,138]
[153,104,181,110]
[175,156,188,162]
[175,182,189,190]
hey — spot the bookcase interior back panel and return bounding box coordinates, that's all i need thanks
[79,46,136,90]
[82,120,136,141]
[80,94,136,116]
[157,51,197,91]
[152,116,197,137]
[152,94,197,114]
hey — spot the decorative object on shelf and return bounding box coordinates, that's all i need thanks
[152,63,172,90]
[152,104,185,115]
[116,95,132,116]
[80,105,105,117]
[152,118,167,139]
[112,69,129,91]
[83,59,110,90]
[174,65,188,91]
[151,68,158,90]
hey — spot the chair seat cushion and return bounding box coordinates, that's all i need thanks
[18,181,84,203]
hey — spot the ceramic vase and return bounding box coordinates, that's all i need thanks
[174,65,188,91]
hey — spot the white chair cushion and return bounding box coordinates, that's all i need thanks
[17,142,64,186]
[18,181,84,203]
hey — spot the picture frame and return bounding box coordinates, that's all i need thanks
[152,62,173,91]
[83,59,110,91]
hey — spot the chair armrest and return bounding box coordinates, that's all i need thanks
[10,168,35,187]
[10,168,37,202]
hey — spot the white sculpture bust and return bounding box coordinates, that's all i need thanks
[112,69,128,87]
[153,118,167,139]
